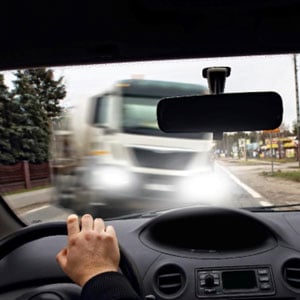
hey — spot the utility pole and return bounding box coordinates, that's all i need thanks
[293,54,300,167]
[269,133,274,174]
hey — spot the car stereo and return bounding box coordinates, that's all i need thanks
[196,266,274,298]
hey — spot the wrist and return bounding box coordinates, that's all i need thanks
[79,269,119,287]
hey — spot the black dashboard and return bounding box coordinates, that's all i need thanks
[1,206,300,300]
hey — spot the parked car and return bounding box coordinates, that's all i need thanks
[1,1,300,300]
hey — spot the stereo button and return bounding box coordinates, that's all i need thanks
[259,276,270,282]
[261,283,271,290]
[200,280,206,286]
[199,273,208,280]
[204,288,216,294]
[214,279,220,286]
[258,269,269,275]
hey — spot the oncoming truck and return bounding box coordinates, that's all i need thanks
[55,79,215,213]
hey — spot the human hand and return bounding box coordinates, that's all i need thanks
[56,214,120,287]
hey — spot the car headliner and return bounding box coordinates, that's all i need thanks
[0,1,300,70]
[0,3,300,299]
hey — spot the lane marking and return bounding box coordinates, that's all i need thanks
[21,204,50,215]
[90,202,106,206]
[259,201,272,206]
[218,164,262,199]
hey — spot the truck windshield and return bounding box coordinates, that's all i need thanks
[122,96,212,140]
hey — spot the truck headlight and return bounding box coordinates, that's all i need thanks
[89,166,133,189]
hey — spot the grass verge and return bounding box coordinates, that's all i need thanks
[261,170,300,182]
[259,158,297,163]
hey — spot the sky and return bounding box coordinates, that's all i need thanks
[3,53,299,130]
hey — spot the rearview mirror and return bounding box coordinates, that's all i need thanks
[157,92,283,133]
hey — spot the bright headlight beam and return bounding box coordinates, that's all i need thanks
[180,173,230,204]
[90,167,132,189]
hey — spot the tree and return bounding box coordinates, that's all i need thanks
[279,122,292,137]
[11,69,66,162]
[0,74,15,164]
[292,120,298,136]
[10,71,43,162]
[26,68,66,118]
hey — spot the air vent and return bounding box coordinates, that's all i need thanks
[283,258,300,288]
[155,264,185,296]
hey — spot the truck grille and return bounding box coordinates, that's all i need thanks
[131,147,195,170]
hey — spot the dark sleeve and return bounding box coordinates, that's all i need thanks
[81,271,141,300]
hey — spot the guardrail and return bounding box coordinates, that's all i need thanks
[0,161,52,193]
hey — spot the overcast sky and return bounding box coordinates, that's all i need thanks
[4,53,299,129]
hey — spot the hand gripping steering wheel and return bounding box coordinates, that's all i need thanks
[0,222,143,300]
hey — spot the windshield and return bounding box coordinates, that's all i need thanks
[123,96,162,131]
[1,54,300,224]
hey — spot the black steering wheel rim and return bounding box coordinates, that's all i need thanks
[0,222,143,297]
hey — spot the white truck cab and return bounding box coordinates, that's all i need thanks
[55,79,215,213]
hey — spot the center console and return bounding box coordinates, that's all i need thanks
[196,266,274,298]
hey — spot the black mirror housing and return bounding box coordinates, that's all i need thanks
[157,92,283,133]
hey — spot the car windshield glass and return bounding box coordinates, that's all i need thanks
[1,54,300,224]
[123,96,162,130]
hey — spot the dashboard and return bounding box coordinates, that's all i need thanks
[1,206,300,300]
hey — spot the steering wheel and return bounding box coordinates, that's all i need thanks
[0,222,143,300]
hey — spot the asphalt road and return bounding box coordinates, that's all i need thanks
[219,159,300,209]
[4,159,298,224]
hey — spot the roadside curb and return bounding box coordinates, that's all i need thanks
[4,188,54,209]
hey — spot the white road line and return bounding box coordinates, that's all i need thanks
[218,164,262,199]
[90,202,106,206]
[21,204,50,215]
[259,201,272,206]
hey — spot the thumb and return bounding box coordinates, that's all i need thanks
[56,247,68,270]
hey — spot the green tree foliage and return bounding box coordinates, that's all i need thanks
[27,68,66,118]
[11,70,45,162]
[0,74,15,164]
[11,68,66,163]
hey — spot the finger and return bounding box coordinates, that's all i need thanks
[81,214,93,231]
[94,218,105,233]
[106,225,120,256]
[67,214,80,241]
[56,247,68,269]
[106,225,117,237]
